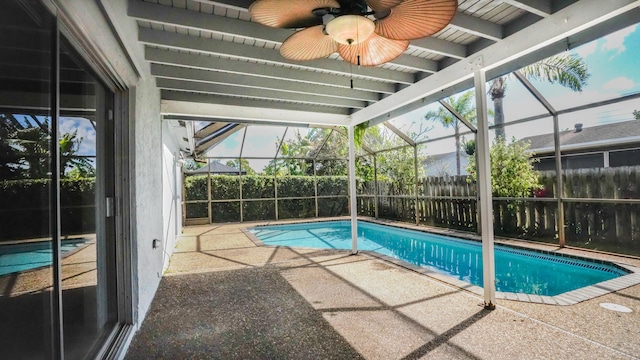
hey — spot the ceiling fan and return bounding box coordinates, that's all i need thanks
[249,0,458,67]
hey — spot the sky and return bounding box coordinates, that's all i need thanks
[11,115,96,157]
[393,23,640,156]
[59,117,96,156]
[208,23,640,167]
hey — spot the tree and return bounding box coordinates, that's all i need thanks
[466,137,542,198]
[59,130,94,178]
[264,128,349,176]
[376,145,419,183]
[225,159,256,175]
[14,126,50,178]
[633,110,640,120]
[0,114,21,179]
[262,125,426,188]
[366,126,425,192]
[424,91,476,175]
[263,128,322,176]
[6,120,95,179]
[490,54,590,138]
[355,156,374,182]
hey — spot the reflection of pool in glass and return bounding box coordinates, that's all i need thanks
[250,221,630,296]
[0,239,87,276]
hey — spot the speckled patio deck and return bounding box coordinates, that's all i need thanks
[125,219,640,360]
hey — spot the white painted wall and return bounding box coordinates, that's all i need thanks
[161,122,183,271]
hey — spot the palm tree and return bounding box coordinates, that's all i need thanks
[15,126,50,178]
[0,114,22,179]
[59,130,94,177]
[490,53,590,138]
[424,91,476,175]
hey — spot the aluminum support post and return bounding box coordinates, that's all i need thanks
[553,114,565,246]
[514,71,564,247]
[348,125,358,254]
[374,155,379,218]
[474,66,496,310]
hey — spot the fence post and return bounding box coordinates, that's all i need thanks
[207,159,212,224]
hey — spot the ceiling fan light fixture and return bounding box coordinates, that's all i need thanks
[325,15,374,45]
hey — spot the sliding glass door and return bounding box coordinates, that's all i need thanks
[59,38,118,360]
[0,1,55,358]
[0,1,121,358]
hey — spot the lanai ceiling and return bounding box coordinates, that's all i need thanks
[126,0,640,157]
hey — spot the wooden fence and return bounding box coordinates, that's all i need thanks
[357,166,640,256]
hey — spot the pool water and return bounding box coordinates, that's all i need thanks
[250,221,628,296]
[0,239,87,277]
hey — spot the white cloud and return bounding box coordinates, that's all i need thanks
[601,24,637,56]
[603,77,635,92]
[573,41,597,58]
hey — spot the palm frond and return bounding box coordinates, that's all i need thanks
[520,53,590,92]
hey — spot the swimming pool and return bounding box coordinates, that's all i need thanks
[249,221,633,297]
[0,239,87,277]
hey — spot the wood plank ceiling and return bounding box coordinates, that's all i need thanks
[125,0,640,156]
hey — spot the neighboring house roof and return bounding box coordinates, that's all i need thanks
[186,161,245,175]
[521,120,640,154]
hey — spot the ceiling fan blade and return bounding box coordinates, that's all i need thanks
[280,25,338,61]
[365,0,402,13]
[375,0,458,40]
[249,0,340,28]
[338,33,408,66]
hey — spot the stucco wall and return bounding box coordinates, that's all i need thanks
[130,76,164,321]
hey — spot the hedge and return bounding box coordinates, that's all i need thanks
[185,175,352,198]
[0,178,96,241]
[184,175,350,222]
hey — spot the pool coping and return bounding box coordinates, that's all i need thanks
[241,217,640,306]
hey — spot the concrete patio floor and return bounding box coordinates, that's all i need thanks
[125,220,640,359]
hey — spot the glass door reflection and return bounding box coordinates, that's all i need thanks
[0,0,54,358]
[59,39,117,359]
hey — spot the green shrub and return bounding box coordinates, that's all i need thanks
[211,176,240,199]
[276,176,315,197]
[186,175,350,222]
[0,178,96,240]
[243,200,276,221]
[184,175,207,200]
[467,137,542,197]
[241,176,275,198]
